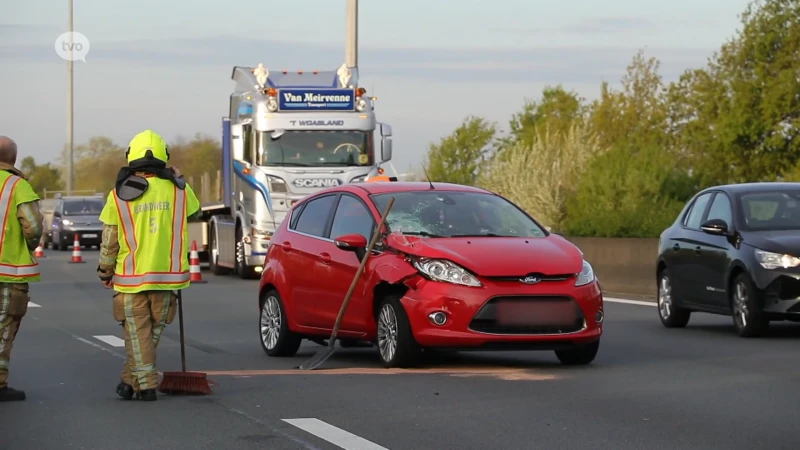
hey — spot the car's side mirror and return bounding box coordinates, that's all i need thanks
[701,218,729,235]
[53,211,60,218]
[334,233,368,261]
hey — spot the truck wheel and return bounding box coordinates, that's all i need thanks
[235,224,258,279]
[208,224,229,276]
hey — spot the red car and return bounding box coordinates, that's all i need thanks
[258,181,604,367]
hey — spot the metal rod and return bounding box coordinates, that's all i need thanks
[345,0,358,68]
[66,0,74,195]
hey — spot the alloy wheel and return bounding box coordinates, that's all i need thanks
[260,295,281,350]
[658,275,672,319]
[733,281,749,328]
[377,304,398,363]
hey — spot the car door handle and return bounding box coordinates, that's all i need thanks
[672,243,680,251]
[319,253,331,264]
[280,241,291,251]
[695,246,701,255]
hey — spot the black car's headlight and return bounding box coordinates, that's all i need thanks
[575,260,595,286]
[411,257,482,287]
[754,249,800,269]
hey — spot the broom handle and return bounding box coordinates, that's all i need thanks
[177,289,186,372]
[329,197,395,343]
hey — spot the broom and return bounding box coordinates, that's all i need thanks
[157,289,212,395]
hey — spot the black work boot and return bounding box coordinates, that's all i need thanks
[137,389,157,401]
[0,387,26,401]
[116,381,134,400]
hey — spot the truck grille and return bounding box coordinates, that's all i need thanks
[469,296,585,335]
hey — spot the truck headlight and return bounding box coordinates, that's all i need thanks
[575,260,595,286]
[267,99,278,112]
[355,98,367,112]
[754,249,800,269]
[412,257,482,287]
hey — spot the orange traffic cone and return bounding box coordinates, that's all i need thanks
[69,233,85,264]
[189,240,206,283]
[34,239,46,258]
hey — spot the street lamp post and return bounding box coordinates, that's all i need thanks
[66,0,74,195]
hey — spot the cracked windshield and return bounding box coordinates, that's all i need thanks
[371,191,547,238]
[260,130,373,167]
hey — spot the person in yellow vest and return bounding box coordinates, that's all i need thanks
[97,130,200,401]
[0,136,43,402]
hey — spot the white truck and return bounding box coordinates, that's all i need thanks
[188,62,394,279]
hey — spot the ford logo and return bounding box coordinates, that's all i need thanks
[520,275,541,284]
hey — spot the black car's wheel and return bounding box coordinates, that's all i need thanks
[554,339,599,365]
[259,289,301,357]
[657,268,691,328]
[731,273,769,337]
[376,294,421,368]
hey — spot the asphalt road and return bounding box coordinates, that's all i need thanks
[2,251,799,450]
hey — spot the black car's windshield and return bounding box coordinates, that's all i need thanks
[62,199,104,216]
[739,190,800,231]
[259,130,373,168]
[370,191,547,238]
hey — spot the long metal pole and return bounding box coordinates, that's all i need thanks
[345,0,358,68]
[66,0,74,195]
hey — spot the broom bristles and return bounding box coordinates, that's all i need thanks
[158,371,213,395]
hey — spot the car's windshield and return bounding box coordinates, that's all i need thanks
[259,130,373,168]
[62,199,104,216]
[739,190,800,231]
[370,191,547,238]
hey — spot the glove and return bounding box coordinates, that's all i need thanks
[97,265,114,281]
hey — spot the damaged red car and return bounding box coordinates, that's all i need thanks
[258,181,604,368]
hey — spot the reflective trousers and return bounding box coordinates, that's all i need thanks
[113,290,177,391]
[0,283,30,389]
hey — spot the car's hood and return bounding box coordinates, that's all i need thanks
[62,215,102,225]
[384,232,583,277]
[742,230,800,256]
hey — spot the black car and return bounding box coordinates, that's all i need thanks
[656,182,800,337]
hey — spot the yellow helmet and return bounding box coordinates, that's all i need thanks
[125,129,169,164]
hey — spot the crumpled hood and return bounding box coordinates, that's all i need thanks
[385,232,584,277]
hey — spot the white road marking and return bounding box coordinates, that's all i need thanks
[604,297,656,307]
[283,418,389,450]
[93,335,126,347]
[28,302,41,308]
[72,335,126,360]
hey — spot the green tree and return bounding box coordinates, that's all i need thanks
[498,86,587,151]
[424,116,496,185]
[562,144,696,237]
[20,157,64,196]
[479,121,606,231]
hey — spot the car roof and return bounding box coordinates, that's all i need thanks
[701,182,800,195]
[346,181,492,196]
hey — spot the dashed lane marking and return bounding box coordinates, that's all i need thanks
[604,297,656,307]
[283,418,389,450]
[28,302,41,307]
[93,335,126,347]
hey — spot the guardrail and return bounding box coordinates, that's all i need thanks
[563,237,658,299]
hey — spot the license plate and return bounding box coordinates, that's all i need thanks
[496,300,577,327]
[81,233,97,238]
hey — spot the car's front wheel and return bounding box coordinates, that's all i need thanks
[657,268,691,328]
[554,339,599,365]
[376,294,421,368]
[731,273,769,337]
[259,289,301,357]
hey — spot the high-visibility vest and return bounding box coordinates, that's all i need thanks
[0,171,41,283]
[99,177,200,293]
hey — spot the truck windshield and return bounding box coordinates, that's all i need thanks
[259,130,373,167]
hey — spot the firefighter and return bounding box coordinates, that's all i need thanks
[97,130,200,401]
[0,136,44,402]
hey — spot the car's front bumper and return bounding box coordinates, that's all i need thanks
[400,276,603,350]
[757,270,800,316]
[61,227,103,245]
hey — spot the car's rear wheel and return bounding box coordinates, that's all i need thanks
[731,273,769,337]
[554,339,599,365]
[657,268,691,328]
[259,289,301,357]
[376,294,420,368]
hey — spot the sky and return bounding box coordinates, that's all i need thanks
[1,0,752,175]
